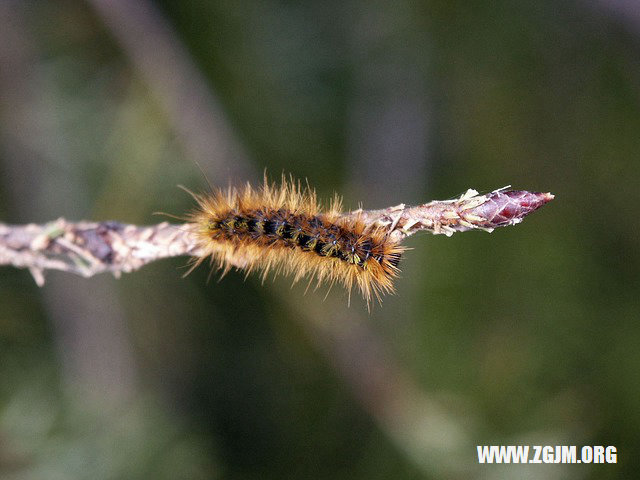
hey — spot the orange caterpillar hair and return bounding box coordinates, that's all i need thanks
[186,175,406,304]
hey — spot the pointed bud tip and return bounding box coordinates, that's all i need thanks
[466,189,554,229]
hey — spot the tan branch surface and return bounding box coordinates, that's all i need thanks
[0,188,553,285]
[0,220,198,286]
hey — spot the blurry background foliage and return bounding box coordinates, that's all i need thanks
[0,0,639,479]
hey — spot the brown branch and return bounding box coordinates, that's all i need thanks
[0,189,553,285]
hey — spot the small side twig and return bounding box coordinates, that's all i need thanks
[0,188,553,285]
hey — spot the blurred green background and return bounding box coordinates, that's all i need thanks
[1,0,638,478]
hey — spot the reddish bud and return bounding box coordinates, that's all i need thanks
[467,190,554,229]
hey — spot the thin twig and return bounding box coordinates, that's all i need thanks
[356,188,554,242]
[0,188,553,285]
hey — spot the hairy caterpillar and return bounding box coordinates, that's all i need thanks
[185,175,407,305]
